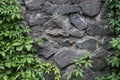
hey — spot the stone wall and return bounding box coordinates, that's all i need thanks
[18,0,113,80]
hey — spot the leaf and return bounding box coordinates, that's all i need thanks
[16,46,24,51]
[25,44,32,51]
[3,75,8,80]
[25,38,33,44]
[67,73,72,80]
[12,42,22,46]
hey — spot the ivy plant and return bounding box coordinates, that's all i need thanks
[95,0,120,80]
[67,53,92,80]
[0,0,61,80]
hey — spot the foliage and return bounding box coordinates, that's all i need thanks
[0,0,61,80]
[67,53,92,80]
[95,0,120,80]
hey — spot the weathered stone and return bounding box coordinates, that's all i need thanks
[100,1,109,19]
[60,31,70,37]
[21,6,26,16]
[43,1,58,14]
[59,38,73,46]
[54,48,85,68]
[70,28,85,38]
[25,0,44,10]
[42,20,57,30]
[80,0,100,17]
[87,24,110,36]
[92,59,107,71]
[48,0,82,5]
[103,37,113,50]
[58,5,80,15]
[70,14,87,30]
[38,48,55,59]
[52,14,72,31]
[48,0,71,5]
[62,65,75,80]
[31,25,42,33]
[45,28,62,37]
[84,69,101,80]
[28,12,50,26]
[77,39,97,51]
[93,48,109,58]
[38,41,60,59]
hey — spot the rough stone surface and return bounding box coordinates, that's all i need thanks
[25,0,44,10]
[54,48,85,68]
[30,25,42,33]
[28,12,50,26]
[19,0,112,79]
[38,41,60,59]
[87,24,110,36]
[77,39,97,51]
[70,14,87,30]
[45,28,62,37]
[80,0,100,17]
[59,38,73,46]
[52,14,72,31]
[100,1,109,19]
[62,65,75,80]
[70,28,85,38]
[58,5,80,15]
[43,1,58,14]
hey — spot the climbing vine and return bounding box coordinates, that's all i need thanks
[67,0,120,80]
[95,0,120,80]
[67,53,92,80]
[0,0,61,80]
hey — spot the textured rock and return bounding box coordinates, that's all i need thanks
[80,0,100,17]
[28,12,50,26]
[38,41,60,59]
[100,1,109,19]
[52,14,72,31]
[92,59,107,71]
[59,38,73,46]
[31,25,42,33]
[70,14,87,30]
[45,28,62,37]
[103,37,113,50]
[42,20,57,30]
[19,0,112,79]
[21,6,26,16]
[77,39,97,51]
[87,24,110,36]
[48,0,71,5]
[48,0,82,5]
[70,28,85,38]
[25,0,44,10]
[54,48,85,68]
[62,65,75,80]
[43,1,58,14]
[58,5,80,15]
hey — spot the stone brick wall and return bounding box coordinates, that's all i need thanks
[18,0,113,80]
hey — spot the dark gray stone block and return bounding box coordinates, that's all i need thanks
[70,28,85,38]
[28,12,50,26]
[38,41,60,59]
[87,24,110,36]
[25,0,44,10]
[77,39,97,51]
[54,48,85,68]
[80,0,100,17]
[70,14,87,30]
[58,5,80,15]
